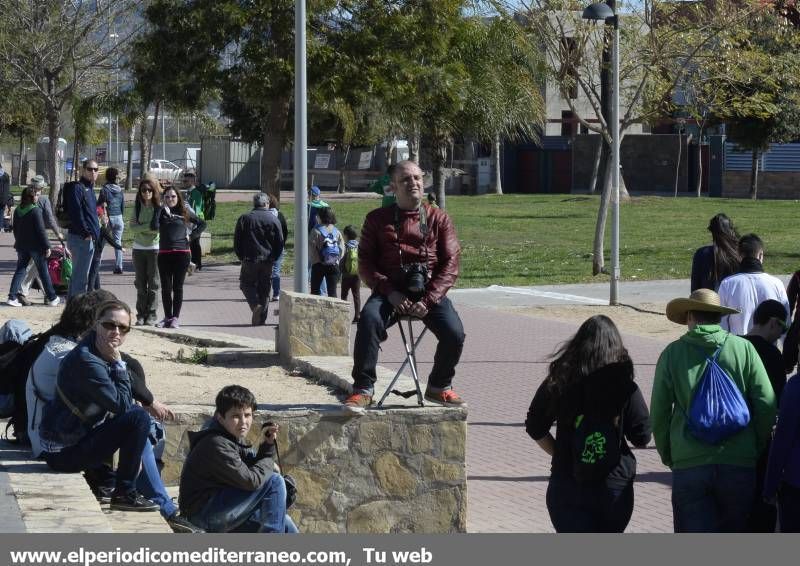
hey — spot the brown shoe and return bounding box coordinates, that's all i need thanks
[424,389,465,407]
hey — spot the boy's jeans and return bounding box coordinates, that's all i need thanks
[189,472,298,533]
[108,215,124,270]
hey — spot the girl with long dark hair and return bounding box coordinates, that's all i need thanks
[691,213,740,291]
[526,315,651,532]
[152,187,205,328]
[129,176,162,326]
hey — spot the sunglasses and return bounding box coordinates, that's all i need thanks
[84,167,99,172]
[99,320,130,334]
[141,188,154,193]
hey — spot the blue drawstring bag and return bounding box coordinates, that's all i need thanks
[686,337,750,444]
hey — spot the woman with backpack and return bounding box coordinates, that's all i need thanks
[691,213,740,291]
[309,206,344,298]
[129,176,162,326]
[525,315,651,532]
[152,187,205,328]
[5,186,60,307]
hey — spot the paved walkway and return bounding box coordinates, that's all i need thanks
[0,231,680,533]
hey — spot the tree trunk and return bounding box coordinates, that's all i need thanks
[409,131,420,164]
[46,110,61,204]
[385,137,397,164]
[674,133,682,197]
[695,133,703,197]
[338,145,350,194]
[588,137,602,194]
[138,113,150,178]
[592,161,613,275]
[432,142,447,210]
[145,100,161,171]
[261,95,291,201]
[491,133,503,195]
[750,149,759,200]
[125,118,136,191]
[593,141,609,194]
[17,134,24,186]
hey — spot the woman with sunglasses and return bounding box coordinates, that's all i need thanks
[152,187,206,328]
[129,175,162,326]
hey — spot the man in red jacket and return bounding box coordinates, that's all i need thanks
[344,161,466,412]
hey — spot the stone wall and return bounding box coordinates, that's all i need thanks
[161,405,467,533]
[277,291,351,362]
[722,171,800,199]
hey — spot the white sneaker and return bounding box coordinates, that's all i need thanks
[187,262,196,276]
[5,298,22,307]
[46,297,61,307]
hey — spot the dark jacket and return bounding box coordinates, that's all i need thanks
[179,420,276,518]
[98,183,125,217]
[233,207,284,263]
[13,206,50,253]
[152,206,205,252]
[742,334,786,402]
[526,361,652,486]
[39,331,133,449]
[0,171,10,206]
[359,203,460,310]
[64,178,100,240]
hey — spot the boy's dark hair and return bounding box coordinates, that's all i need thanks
[343,224,358,240]
[738,233,764,259]
[215,385,257,416]
[753,299,787,326]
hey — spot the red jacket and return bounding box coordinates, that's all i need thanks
[359,203,460,309]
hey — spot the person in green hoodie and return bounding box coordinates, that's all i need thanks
[129,176,162,326]
[651,288,777,532]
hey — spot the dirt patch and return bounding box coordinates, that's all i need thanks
[0,307,338,408]
[502,302,684,343]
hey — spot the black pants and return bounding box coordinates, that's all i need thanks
[157,252,190,319]
[546,476,634,533]
[351,293,465,393]
[239,260,273,310]
[340,274,361,318]
[190,238,202,269]
[310,263,339,297]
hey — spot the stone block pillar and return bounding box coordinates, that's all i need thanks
[278,291,350,363]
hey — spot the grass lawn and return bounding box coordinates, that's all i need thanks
[129,194,800,288]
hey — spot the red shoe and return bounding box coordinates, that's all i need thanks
[424,389,465,407]
[343,392,373,413]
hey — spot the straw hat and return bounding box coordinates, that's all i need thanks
[665,288,740,325]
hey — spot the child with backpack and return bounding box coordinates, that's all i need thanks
[309,207,344,298]
[525,315,651,532]
[339,225,361,323]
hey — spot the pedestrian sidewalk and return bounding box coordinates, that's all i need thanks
[0,231,675,532]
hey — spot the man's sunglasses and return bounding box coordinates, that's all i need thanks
[99,321,131,334]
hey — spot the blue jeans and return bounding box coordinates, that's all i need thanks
[271,251,284,298]
[546,476,634,533]
[88,236,104,291]
[351,293,465,393]
[67,232,94,297]
[8,250,56,302]
[672,464,755,532]
[189,472,298,533]
[108,215,124,270]
[44,406,150,497]
[136,435,176,518]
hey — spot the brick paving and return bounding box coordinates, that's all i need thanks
[0,229,676,533]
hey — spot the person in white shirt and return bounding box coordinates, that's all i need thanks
[718,234,789,335]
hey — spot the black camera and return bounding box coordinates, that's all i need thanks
[402,263,428,298]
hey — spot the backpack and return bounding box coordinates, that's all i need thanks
[685,337,751,445]
[316,225,341,266]
[0,323,45,445]
[343,244,359,276]
[571,406,624,484]
[55,182,76,230]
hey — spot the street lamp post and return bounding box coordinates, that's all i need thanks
[294,0,309,293]
[582,2,620,305]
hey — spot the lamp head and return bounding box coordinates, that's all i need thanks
[582,2,615,21]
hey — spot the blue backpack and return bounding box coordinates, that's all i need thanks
[686,337,751,445]
[316,225,341,266]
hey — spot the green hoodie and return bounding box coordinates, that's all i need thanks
[16,204,36,217]
[128,204,160,249]
[651,324,776,470]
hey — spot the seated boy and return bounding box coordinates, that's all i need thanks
[179,385,298,533]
